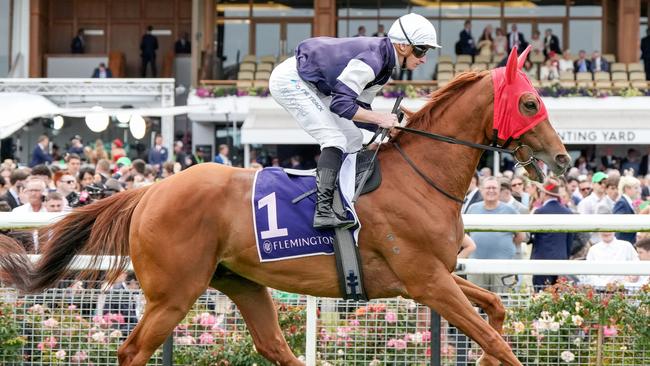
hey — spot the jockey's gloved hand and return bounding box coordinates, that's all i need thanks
[374,112,399,129]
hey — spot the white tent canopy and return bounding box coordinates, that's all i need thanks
[225,96,650,145]
[0,93,61,138]
[0,93,212,139]
[186,93,650,145]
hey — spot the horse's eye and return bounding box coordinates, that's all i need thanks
[525,101,537,110]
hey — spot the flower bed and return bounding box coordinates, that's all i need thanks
[1,283,649,365]
[195,84,650,99]
[504,281,650,365]
[172,301,307,365]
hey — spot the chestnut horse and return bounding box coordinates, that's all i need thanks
[0,47,570,366]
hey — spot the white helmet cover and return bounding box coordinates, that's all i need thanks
[388,13,441,49]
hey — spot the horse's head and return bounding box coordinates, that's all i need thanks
[490,46,571,182]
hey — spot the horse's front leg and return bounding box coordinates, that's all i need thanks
[393,259,521,366]
[453,273,506,366]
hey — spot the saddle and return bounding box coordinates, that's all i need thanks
[354,149,382,196]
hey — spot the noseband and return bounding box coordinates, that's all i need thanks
[381,98,539,204]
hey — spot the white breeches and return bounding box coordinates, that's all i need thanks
[269,57,364,153]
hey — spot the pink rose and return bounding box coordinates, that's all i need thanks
[37,336,57,351]
[336,327,350,338]
[193,312,216,327]
[71,351,88,363]
[387,338,407,350]
[29,304,46,314]
[603,325,618,337]
[104,313,125,324]
[198,332,214,345]
[43,317,59,328]
[92,315,108,327]
[55,349,66,360]
[90,331,107,343]
[421,331,431,343]
[384,311,397,323]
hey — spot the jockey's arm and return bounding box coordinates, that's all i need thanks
[331,54,398,130]
[352,108,398,129]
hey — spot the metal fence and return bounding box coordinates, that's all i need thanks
[1,213,649,365]
[1,281,649,366]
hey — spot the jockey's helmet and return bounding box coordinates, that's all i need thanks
[388,13,441,50]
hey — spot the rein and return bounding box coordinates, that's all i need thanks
[394,125,537,168]
[383,104,537,204]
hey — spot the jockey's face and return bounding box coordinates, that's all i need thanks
[405,47,428,70]
[394,43,428,71]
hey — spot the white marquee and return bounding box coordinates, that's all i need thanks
[186,94,650,145]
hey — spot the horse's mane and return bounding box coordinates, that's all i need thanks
[405,71,490,131]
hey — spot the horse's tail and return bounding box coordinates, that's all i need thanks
[0,186,150,293]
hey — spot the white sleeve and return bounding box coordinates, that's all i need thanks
[337,59,376,96]
[357,84,383,106]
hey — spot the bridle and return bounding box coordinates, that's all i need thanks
[371,97,540,204]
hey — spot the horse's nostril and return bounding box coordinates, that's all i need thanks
[555,154,571,167]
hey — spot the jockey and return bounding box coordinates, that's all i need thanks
[269,13,440,229]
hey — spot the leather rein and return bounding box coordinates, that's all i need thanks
[372,97,539,204]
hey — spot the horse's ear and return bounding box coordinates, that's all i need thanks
[517,45,532,69]
[505,46,519,84]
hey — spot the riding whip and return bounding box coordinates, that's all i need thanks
[352,96,403,203]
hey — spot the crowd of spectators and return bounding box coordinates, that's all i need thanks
[352,21,650,82]
[6,133,214,216]
[455,20,627,81]
[456,21,561,61]
[463,159,650,293]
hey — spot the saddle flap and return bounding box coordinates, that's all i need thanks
[355,150,382,195]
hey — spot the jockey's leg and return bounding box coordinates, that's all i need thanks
[312,105,364,229]
[313,147,355,228]
[269,56,355,229]
[211,272,304,366]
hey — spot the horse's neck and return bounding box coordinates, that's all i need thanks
[385,85,492,206]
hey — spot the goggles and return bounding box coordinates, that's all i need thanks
[398,18,429,58]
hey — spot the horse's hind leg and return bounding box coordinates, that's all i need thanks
[117,236,217,365]
[453,274,506,366]
[117,282,208,366]
[399,266,522,366]
[211,271,304,366]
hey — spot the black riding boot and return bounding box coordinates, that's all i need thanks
[313,148,355,229]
